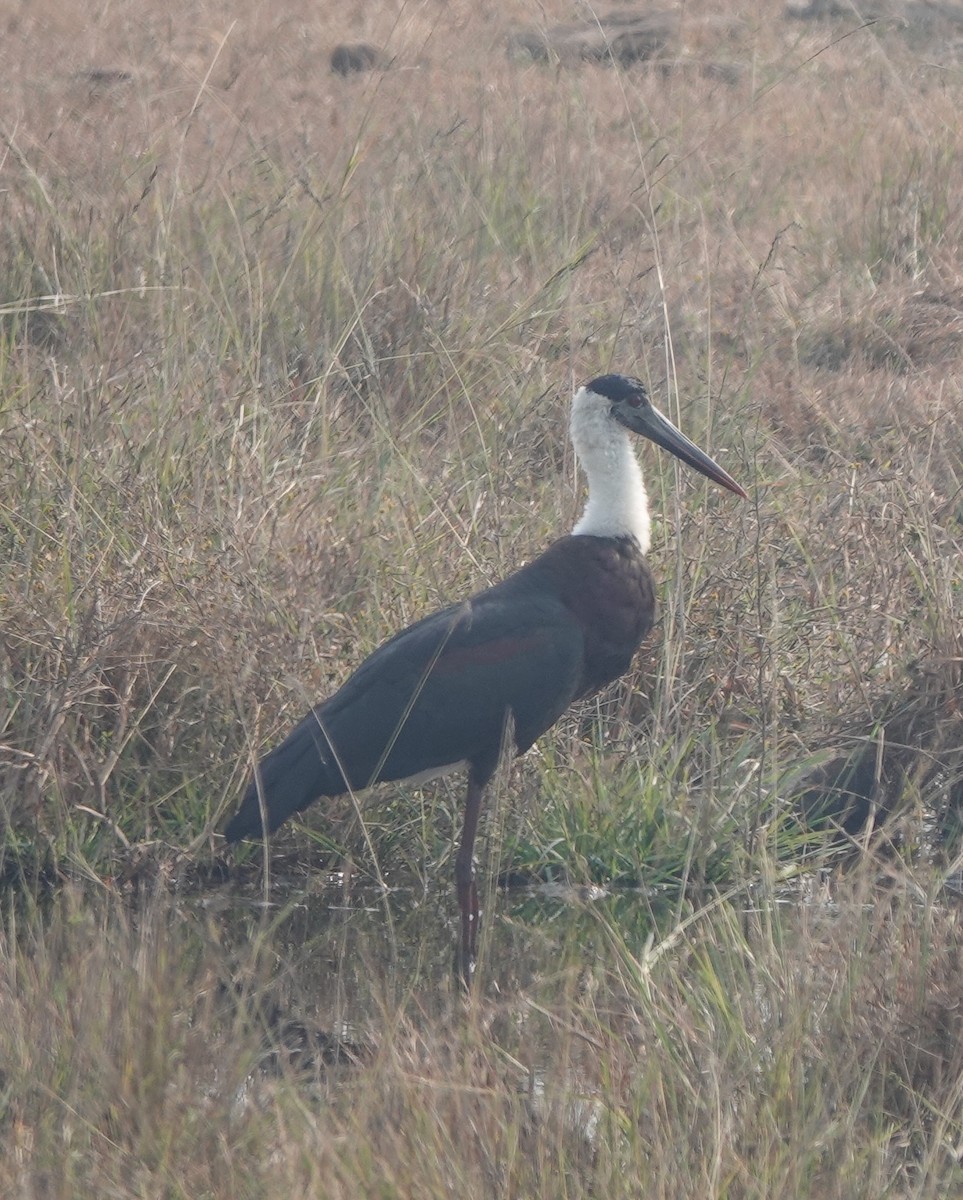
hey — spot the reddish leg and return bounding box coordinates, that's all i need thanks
[454,770,485,988]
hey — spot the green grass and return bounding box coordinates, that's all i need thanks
[1,0,963,1193]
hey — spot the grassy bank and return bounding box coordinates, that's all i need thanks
[1,0,963,1192]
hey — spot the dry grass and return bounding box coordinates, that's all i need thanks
[4,872,963,1197]
[2,0,963,1193]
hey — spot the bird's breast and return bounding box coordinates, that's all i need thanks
[533,534,657,696]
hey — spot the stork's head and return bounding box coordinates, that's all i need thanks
[579,374,747,499]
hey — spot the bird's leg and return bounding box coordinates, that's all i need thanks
[454,770,485,988]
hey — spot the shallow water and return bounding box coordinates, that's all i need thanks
[202,865,667,1025]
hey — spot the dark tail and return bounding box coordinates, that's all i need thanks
[224,713,346,842]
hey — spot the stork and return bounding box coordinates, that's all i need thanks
[224,374,746,983]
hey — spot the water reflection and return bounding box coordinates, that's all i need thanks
[212,866,667,1016]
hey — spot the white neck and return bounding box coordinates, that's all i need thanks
[569,385,651,552]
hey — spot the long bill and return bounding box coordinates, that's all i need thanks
[619,403,748,499]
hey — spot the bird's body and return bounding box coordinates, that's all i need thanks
[225,374,746,982]
[224,532,655,842]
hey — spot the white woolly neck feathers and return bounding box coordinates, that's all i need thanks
[570,384,651,553]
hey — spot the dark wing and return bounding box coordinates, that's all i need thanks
[224,582,585,841]
[326,586,586,782]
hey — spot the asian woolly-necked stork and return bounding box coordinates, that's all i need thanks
[224,374,746,982]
